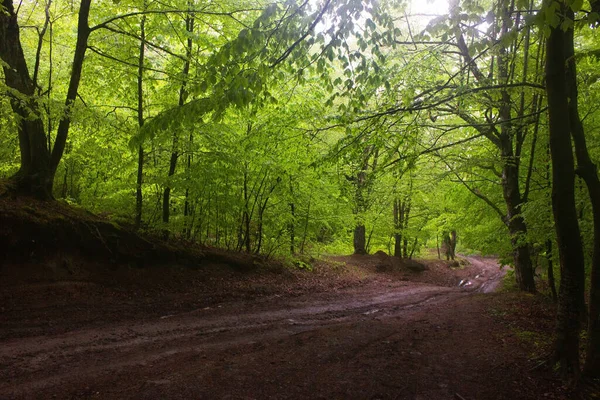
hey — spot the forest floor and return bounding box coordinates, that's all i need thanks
[0,255,574,400]
[0,195,576,400]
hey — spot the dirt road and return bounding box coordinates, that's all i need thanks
[0,257,563,400]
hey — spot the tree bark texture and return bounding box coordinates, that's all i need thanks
[562,13,600,378]
[353,224,366,255]
[545,13,586,380]
[546,240,558,303]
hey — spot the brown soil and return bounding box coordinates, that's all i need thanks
[0,196,574,399]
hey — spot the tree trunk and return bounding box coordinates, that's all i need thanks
[450,0,537,293]
[495,0,535,293]
[393,198,402,257]
[243,169,251,253]
[135,14,146,229]
[450,230,457,260]
[545,13,586,380]
[546,239,558,303]
[409,237,418,259]
[162,12,193,225]
[289,177,296,255]
[562,15,600,378]
[300,194,311,254]
[50,0,90,176]
[183,129,194,238]
[135,146,144,228]
[353,224,366,255]
[162,155,177,225]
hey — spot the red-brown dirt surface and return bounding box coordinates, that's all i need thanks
[0,196,575,400]
[1,254,573,400]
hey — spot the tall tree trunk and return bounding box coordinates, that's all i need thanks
[546,239,558,303]
[243,168,251,253]
[561,14,600,378]
[449,0,537,292]
[289,176,296,255]
[393,198,402,257]
[135,14,146,229]
[353,167,367,255]
[183,130,194,238]
[402,199,410,258]
[162,12,193,226]
[300,194,311,254]
[255,178,278,255]
[545,11,586,380]
[496,0,535,293]
[50,0,90,176]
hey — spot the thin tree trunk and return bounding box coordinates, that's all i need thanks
[255,179,278,255]
[402,199,410,258]
[162,12,193,226]
[546,239,558,303]
[183,130,193,238]
[393,198,402,257]
[409,237,418,259]
[135,13,146,229]
[353,167,367,255]
[497,0,535,293]
[300,194,311,254]
[289,176,295,255]
[243,169,251,253]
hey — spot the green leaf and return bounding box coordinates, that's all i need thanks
[569,0,583,12]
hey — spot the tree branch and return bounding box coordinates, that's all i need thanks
[90,7,262,32]
[438,153,507,223]
[270,0,333,68]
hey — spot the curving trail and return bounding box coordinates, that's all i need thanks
[1,257,554,400]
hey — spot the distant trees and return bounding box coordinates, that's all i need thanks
[442,231,457,261]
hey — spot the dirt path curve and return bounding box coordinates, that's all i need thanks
[1,257,547,400]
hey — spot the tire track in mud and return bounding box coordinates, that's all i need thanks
[0,258,503,399]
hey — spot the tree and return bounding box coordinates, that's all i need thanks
[442,0,539,291]
[537,0,600,380]
[544,0,585,381]
[1,0,91,198]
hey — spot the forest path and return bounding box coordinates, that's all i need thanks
[1,257,560,400]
